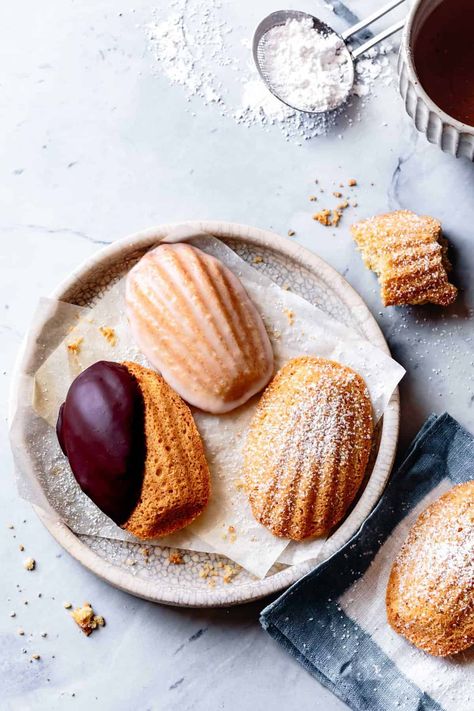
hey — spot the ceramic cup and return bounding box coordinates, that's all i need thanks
[398,0,474,161]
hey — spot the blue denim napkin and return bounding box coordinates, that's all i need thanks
[261,414,474,711]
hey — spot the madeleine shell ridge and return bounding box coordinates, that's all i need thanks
[244,356,373,541]
[386,480,474,657]
[125,242,274,414]
[122,361,211,539]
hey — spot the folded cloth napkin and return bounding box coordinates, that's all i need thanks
[261,413,474,711]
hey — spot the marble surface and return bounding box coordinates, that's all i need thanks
[1,1,473,710]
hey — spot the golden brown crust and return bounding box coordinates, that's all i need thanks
[351,210,457,307]
[386,480,474,657]
[243,357,373,541]
[122,361,211,539]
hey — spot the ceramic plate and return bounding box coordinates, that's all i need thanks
[11,221,399,607]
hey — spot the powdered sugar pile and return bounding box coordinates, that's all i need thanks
[145,0,396,141]
[257,18,352,112]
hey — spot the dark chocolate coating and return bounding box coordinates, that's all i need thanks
[56,361,145,525]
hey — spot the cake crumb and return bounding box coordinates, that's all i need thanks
[63,602,72,609]
[223,564,239,584]
[283,309,295,326]
[31,654,40,661]
[333,191,342,198]
[141,548,150,558]
[348,178,357,187]
[99,326,117,347]
[252,255,263,265]
[23,558,35,571]
[227,525,237,543]
[312,209,332,226]
[332,209,343,227]
[168,551,184,565]
[71,603,105,636]
[309,195,318,202]
[287,229,296,237]
[19,544,25,552]
[67,337,83,355]
[18,628,25,636]
[9,611,16,618]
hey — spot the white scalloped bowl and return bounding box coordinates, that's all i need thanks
[399,0,474,161]
[10,221,400,607]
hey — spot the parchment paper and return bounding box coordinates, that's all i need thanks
[11,237,405,578]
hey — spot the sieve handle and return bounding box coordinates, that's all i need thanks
[350,18,406,59]
[341,0,405,41]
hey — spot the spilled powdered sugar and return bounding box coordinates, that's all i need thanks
[145,0,396,142]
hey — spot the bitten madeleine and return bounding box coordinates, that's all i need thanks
[244,357,373,540]
[351,210,457,307]
[57,360,210,539]
[386,480,474,657]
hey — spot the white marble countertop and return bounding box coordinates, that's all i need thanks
[1,1,473,709]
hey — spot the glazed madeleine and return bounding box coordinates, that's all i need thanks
[244,356,373,540]
[126,243,274,414]
[386,480,474,657]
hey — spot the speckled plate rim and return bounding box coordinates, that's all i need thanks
[10,220,400,607]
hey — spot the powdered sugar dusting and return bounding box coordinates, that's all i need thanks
[145,0,396,142]
[245,358,373,540]
[257,18,352,112]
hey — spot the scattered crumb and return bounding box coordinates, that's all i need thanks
[337,199,349,210]
[9,611,16,618]
[227,525,237,543]
[252,255,263,265]
[141,548,150,559]
[223,564,239,584]
[283,308,295,326]
[31,654,40,661]
[125,558,136,566]
[199,562,218,580]
[70,603,105,636]
[282,284,290,291]
[287,229,296,237]
[333,191,342,198]
[312,209,332,226]
[63,602,72,609]
[41,632,47,638]
[168,551,184,565]
[18,544,24,552]
[99,326,117,347]
[332,209,343,227]
[348,178,357,186]
[23,558,35,571]
[7,524,14,529]
[309,195,317,202]
[67,337,83,355]
[18,628,24,636]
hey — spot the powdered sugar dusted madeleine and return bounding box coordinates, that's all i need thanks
[386,481,474,657]
[244,356,373,540]
[126,243,274,414]
[351,210,457,307]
